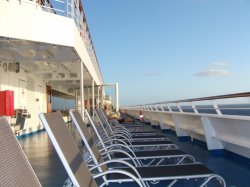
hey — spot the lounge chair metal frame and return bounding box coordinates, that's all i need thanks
[96,109,164,137]
[88,110,178,151]
[69,111,199,166]
[39,112,226,187]
[39,112,146,187]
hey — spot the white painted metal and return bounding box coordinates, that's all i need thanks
[0,0,107,136]
[190,102,199,114]
[92,80,95,118]
[154,105,158,111]
[167,104,172,112]
[201,116,224,150]
[176,103,183,112]
[80,61,84,118]
[97,86,100,108]
[122,92,250,159]
[212,100,222,116]
[100,86,104,108]
[115,83,119,112]
[87,87,90,111]
[75,88,78,109]
[172,114,188,137]
[0,0,103,85]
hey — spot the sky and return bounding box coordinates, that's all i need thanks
[83,0,250,106]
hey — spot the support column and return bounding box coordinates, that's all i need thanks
[75,88,78,109]
[87,87,90,111]
[71,0,75,19]
[100,85,104,109]
[80,61,85,118]
[97,86,100,108]
[115,83,119,112]
[92,80,95,118]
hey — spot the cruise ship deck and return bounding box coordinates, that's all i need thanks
[19,121,250,187]
[1,1,250,186]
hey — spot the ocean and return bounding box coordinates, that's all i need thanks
[161,104,250,116]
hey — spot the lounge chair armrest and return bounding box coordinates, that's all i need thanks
[100,149,140,166]
[108,134,132,144]
[101,138,134,151]
[93,169,146,187]
[90,159,147,187]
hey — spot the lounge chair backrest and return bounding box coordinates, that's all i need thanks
[71,111,107,171]
[94,109,112,136]
[0,117,42,187]
[39,112,97,187]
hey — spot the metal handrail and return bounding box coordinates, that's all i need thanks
[124,92,250,117]
[145,92,250,105]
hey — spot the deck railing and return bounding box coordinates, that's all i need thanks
[9,0,103,83]
[124,92,250,117]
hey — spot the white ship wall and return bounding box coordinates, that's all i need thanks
[0,66,46,134]
[124,109,250,159]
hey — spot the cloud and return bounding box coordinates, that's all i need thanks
[210,62,228,68]
[194,69,231,77]
[194,61,233,77]
[144,72,161,77]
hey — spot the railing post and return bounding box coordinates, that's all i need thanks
[148,105,152,111]
[154,105,158,111]
[190,102,199,114]
[176,102,183,113]
[212,100,222,116]
[167,104,172,112]
[160,104,165,111]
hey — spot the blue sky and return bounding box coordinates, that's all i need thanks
[83,0,250,106]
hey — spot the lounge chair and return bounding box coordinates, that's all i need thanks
[0,117,42,187]
[97,108,160,135]
[86,110,178,151]
[39,112,226,187]
[94,109,169,141]
[39,112,153,187]
[70,110,195,166]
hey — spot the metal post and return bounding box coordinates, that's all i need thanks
[80,61,85,118]
[92,80,95,119]
[167,104,172,112]
[190,102,199,114]
[76,0,80,28]
[212,100,222,116]
[66,0,68,17]
[154,105,158,111]
[87,87,90,111]
[100,85,104,109]
[75,88,78,109]
[160,104,165,111]
[115,83,119,112]
[97,86,100,108]
[176,103,183,113]
[71,0,74,19]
